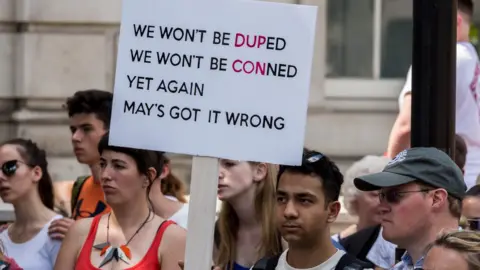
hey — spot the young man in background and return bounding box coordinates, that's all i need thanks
[48,89,113,239]
[252,149,371,269]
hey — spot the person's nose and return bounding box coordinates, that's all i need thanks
[283,200,298,219]
[72,129,82,143]
[100,165,113,182]
[218,167,226,180]
[378,199,391,215]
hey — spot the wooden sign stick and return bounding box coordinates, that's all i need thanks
[184,157,219,270]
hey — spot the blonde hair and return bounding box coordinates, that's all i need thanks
[216,163,282,269]
[342,155,390,215]
[426,230,480,269]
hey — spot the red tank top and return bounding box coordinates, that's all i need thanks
[75,214,174,270]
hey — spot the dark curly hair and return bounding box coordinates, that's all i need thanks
[278,148,344,205]
[64,89,113,128]
[1,139,54,209]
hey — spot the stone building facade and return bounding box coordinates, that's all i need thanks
[0,1,408,226]
[0,0,401,179]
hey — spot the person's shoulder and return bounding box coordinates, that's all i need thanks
[157,217,186,259]
[70,216,96,237]
[457,43,478,64]
[154,214,186,244]
[162,219,187,240]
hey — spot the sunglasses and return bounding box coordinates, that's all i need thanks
[379,189,432,204]
[1,160,28,177]
[467,218,480,231]
[278,153,325,177]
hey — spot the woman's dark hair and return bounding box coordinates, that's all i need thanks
[97,133,165,206]
[1,138,54,209]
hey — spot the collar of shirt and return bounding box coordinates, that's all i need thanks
[391,252,424,270]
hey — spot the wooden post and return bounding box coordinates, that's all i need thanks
[184,157,219,270]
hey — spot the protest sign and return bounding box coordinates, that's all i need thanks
[109,0,317,166]
[109,0,317,269]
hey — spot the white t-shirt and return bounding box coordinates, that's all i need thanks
[399,42,480,188]
[275,249,346,270]
[0,215,63,270]
[169,203,189,229]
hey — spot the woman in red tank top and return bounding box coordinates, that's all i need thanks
[55,134,186,269]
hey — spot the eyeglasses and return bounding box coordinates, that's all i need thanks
[1,160,28,177]
[379,189,432,204]
[467,218,480,231]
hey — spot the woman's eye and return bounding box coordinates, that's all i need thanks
[113,164,125,169]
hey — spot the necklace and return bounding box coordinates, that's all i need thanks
[93,210,152,267]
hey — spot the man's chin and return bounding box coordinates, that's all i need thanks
[382,227,400,244]
[75,155,93,165]
[281,233,303,243]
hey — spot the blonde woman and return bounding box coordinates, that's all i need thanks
[214,160,282,270]
[423,230,480,269]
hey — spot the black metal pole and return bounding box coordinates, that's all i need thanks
[411,0,457,157]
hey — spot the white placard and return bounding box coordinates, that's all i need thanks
[109,0,317,165]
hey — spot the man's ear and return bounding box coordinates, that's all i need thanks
[431,189,448,211]
[252,163,268,183]
[327,201,341,224]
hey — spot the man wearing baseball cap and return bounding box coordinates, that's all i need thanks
[354,147,467,270]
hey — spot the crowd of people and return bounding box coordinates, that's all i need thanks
[0,88,478,270]
[0,0,480,269]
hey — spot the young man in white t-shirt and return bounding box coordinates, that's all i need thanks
[387,0,480,188]
[263,149,371,270]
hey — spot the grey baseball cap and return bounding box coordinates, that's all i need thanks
[354,147,467,200]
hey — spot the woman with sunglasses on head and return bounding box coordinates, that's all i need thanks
[55,133,186,269]
[0,138,62,269]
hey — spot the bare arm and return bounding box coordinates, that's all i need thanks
[386,93,412,158]
[54,218,92,269]
[159,224,187,270]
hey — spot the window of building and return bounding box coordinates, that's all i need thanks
[326,0,412,80]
